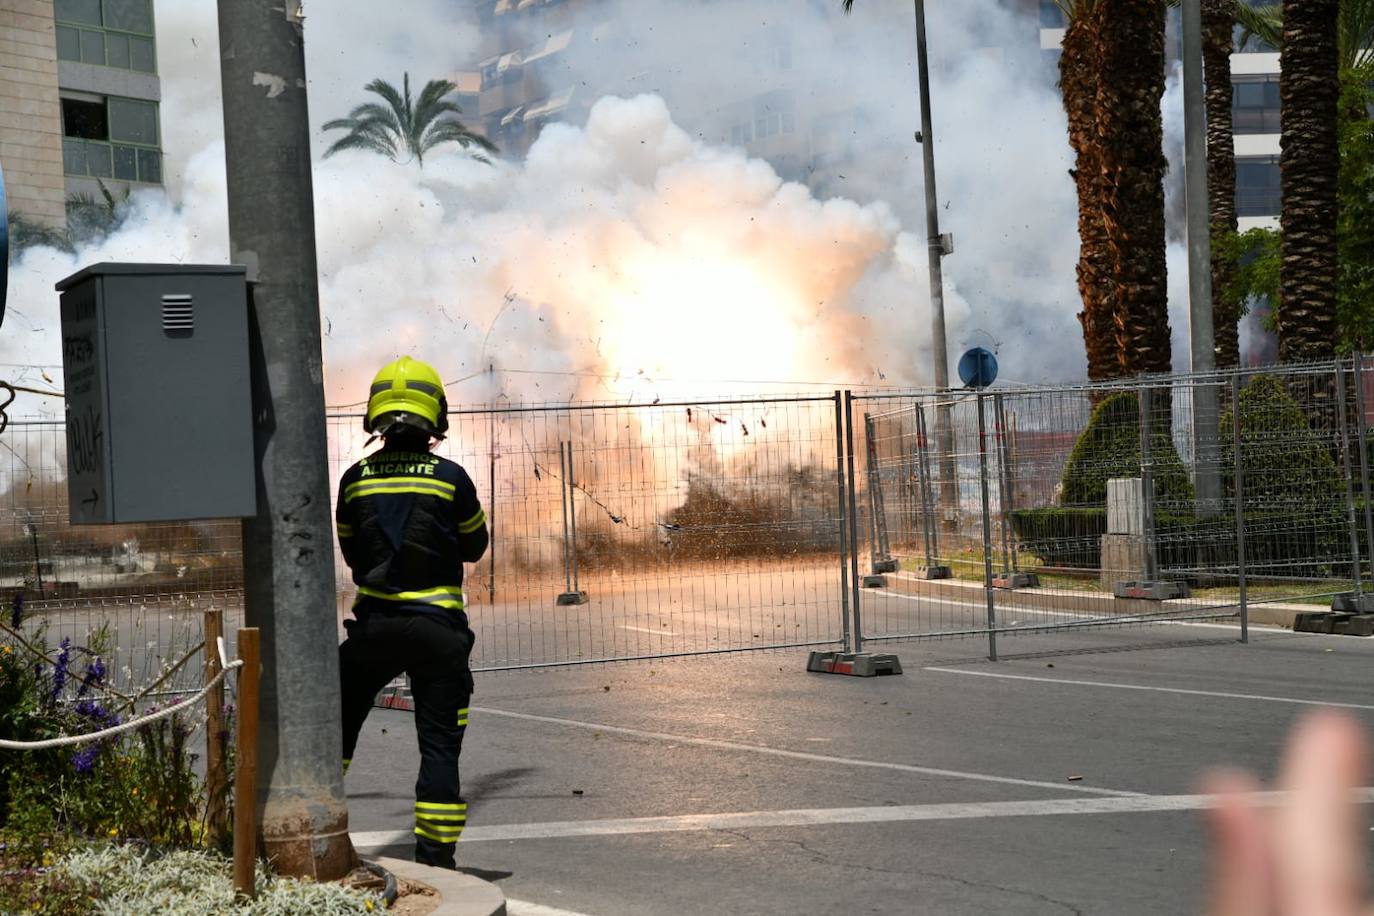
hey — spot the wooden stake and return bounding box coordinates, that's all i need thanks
[232,627,261,901]
[204,609,226,846]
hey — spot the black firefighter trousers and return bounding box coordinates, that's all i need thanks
[339,608,475,869]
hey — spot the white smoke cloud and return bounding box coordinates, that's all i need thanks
[2,0,1212,418]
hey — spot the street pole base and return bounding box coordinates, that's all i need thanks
[261,812,354,881]
[556,591,589,606]
[993,572,1039,590]
[871,558,900,574]
[916,565,952,580]
[806,651,903,677]
[1332,592,1374,614]
[861,575,888,589]
[1113,580,1190,600]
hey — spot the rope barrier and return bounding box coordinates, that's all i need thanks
[0,658,244,751]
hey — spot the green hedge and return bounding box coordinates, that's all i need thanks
[1010,507,1355,577]
[1059,392,1194,508]
[1219,374,1345,513]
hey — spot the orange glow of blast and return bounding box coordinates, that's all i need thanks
[600,252,807,398]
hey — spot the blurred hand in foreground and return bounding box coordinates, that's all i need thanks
[1206,710,1373,916]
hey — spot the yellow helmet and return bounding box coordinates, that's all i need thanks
[364,356,449,436]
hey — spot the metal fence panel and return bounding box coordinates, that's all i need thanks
[851,360,1374,654]
[328,394,851,671]
[9,358,1373,689]
[0,420,242,696]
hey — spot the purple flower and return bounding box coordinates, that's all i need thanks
[71,745,99,775]
[75,700,118,728]
[77,656,106,697]
[51,638,71,702]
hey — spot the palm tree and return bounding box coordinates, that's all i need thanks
[1055,1,1117,382]
[1202,0,1241,368]
[1240,1,1373,358]
[1093,0,1173,378]
[1275,0,1341,362]
[322,73,496,166]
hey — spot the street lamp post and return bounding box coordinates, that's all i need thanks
[912,0,958,539]
[1181,0,1221,518]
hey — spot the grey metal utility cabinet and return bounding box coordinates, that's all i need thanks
[56,263,256,524]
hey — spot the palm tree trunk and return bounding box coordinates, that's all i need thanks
[1278,0,1339,363]
[1094,0,1172,378]
[1060,5,1117,382]
[1203,0,1240,368]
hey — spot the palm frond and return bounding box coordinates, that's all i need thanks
[420,119,499,159]
[1234,2,1281,51]
[362,78,408,123]
[323,127,399,161]
[413,79,461,126]
[7,213,74,257]
[1339,0,1374,70]
[417,99,466,127]
[841,0,853,11]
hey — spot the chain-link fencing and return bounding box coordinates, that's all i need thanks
[6,359,1372,693]
[328,393,853,671]
[851,359,1374,659]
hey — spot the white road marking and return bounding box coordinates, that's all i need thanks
[507,901,596,916]
[350,789,1374,849]
[925,666,1374,710]
[473,706,1141,797]
[874,585,1374,644]
[618,625,677,636]
[871,588,1253,633]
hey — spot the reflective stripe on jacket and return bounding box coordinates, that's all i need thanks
[336,447,488,615]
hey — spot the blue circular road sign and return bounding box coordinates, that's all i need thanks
[958,347,998,389]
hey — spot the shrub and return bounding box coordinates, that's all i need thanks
[1007,508,1107,568]
[0,622,207,853]
[1219,375,1345,511]
[1215,375,1350,577]
[1059,391,1194,508]
[0,842,383,915]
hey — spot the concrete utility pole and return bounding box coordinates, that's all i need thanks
[913,0,950,391]
[912,0,958,536]
[1181,0,1221,517]
[218,0,352,878]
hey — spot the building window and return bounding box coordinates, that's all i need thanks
[55,0,156,74]
[61,95,162,184]
[753,90,795,140]
[1233,77,1280,134]
[1039,1,1067,27]
[767,36,792,71]
[1235,156,1280,217]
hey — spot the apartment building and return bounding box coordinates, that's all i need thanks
[456,0,900,195]
[0,0,163,229]
[1037,0,1280,229]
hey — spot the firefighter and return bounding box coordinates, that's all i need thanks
[336,356,488,870]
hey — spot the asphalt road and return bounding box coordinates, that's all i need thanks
[345,619,1374,915]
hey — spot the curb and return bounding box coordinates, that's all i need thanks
[367,855,506,916]
[882,570,1315,628]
